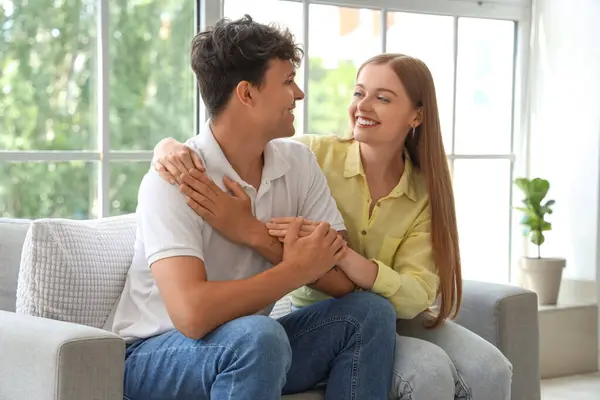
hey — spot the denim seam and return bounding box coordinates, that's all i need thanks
[351,330,361,400]
[286,315,361,341]
[126,344,240,360]
[286,315,362,399]
[225,346,238,400]
[454,372,473,400]
[391,370,413,400]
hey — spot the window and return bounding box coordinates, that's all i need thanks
[452,18,516,282]
[222,0,305,135]
[386,12,455,151]
[307,5,381,136]
[2,0,527,283]
[109,162,151,216]
[1,0,98,152]
[0,0,197,219]
[453,159,512,283]
[0,162,98,219]
[109,1,196,150]
[455,18,515,155]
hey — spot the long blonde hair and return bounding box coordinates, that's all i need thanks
[358,54,462,328]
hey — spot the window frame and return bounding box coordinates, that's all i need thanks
[0,0,532,282]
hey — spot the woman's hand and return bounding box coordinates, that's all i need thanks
[180,169,259,246]
[266,217,321,242]
[152,138,205,184]
[269,217,357,295]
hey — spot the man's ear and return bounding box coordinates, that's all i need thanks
[235,81,255,108]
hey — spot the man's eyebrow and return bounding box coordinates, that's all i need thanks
[286,71,296,79]
[355,83,397,96]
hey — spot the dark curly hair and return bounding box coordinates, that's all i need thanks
[191,15,304,118]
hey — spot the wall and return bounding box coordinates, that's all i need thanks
[527,0,600,282]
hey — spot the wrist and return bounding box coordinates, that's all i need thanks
[336,247,354,270]
[277,260,307,287]
[244,218,267,248]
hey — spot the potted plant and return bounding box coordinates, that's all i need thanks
[514,177,566,305]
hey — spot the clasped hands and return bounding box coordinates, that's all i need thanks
[153,145,347,283]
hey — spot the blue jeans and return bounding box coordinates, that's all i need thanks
[123,291,396,400]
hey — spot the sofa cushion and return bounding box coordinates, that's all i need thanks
[0,219,32,312]
[14,212,294,330]
[16,214,137,329]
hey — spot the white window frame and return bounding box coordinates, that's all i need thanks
[0,0,532,282]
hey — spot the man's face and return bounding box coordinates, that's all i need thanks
[252,59,305,139]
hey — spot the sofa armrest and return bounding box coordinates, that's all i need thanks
[0,310,125,400]
[455,280,541,400]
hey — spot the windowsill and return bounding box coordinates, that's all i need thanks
[538,301,598,379]
[539,302,597,312]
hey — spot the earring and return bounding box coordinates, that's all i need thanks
[411,126,416,138]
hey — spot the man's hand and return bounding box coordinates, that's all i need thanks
[180,169,259,245]
[283,218,348,285]
[153,138,205,185]
[266,217,319,242]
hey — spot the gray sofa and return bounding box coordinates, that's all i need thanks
[0,216,541,400]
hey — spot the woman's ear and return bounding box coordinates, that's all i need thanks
[412,107,424,128]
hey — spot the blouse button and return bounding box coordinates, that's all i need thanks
[361,230,367,236]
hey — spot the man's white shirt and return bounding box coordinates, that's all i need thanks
[111,122,345,343]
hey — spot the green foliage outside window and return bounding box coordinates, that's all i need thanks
[0,1,357,219]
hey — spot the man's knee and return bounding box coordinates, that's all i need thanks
[229,315,292,366]
[339,292,396,323]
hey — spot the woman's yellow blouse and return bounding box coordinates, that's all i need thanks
[289,134,439,319]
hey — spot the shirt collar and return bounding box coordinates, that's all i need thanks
[189,120,290,189]
[343,139,417,201]
[343,139,363,178]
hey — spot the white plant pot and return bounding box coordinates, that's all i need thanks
[519,257,566,305]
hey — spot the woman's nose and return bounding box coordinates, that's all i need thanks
[357,98,372,112]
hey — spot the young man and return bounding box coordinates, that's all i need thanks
[111,15,396,400]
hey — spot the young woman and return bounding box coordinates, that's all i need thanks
[151,53,512,399]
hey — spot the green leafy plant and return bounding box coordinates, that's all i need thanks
[514,177,555,258]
